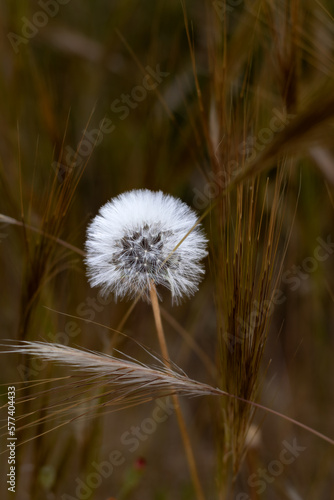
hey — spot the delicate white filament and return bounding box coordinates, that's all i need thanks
[85,189,208,303]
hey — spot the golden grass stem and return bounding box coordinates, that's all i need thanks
[149,283,205,500]
[149,284,170,364]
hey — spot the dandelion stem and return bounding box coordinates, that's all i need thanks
[149,282,205,500]
[149,284,170,364]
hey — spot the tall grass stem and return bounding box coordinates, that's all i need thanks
[149,282,206,500]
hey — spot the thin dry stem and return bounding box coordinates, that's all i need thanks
[149,283,206,500]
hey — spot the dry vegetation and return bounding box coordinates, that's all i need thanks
[1,1,334,499]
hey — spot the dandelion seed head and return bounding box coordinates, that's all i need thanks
[85,189,208,303]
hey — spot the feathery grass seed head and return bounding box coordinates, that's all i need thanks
[85,189,208,302]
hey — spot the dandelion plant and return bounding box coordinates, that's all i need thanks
[85,188,208,499]
[85,189,208,303]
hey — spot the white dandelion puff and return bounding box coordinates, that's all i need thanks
[85,189,208,303]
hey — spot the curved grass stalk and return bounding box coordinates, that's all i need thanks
[1,341,333,447]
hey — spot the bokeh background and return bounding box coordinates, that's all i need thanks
[1,1,334,499]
